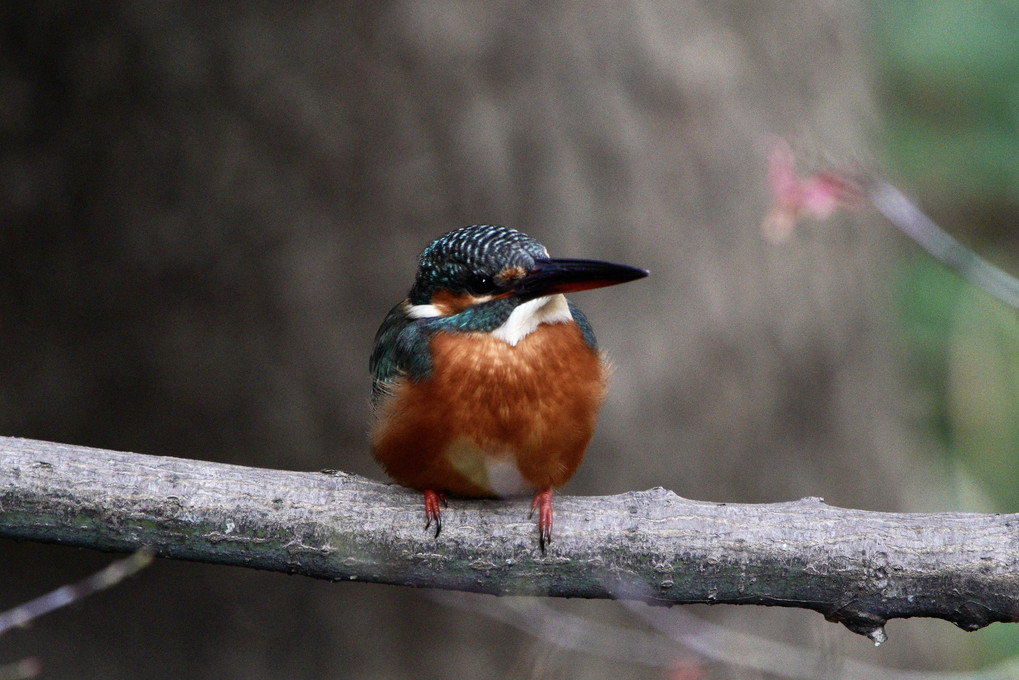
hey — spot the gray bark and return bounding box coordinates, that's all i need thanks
[1,436,1016,644]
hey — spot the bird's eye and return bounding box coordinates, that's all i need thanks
[465,273,497,296]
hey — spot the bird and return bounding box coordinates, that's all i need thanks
[369,224,647,550]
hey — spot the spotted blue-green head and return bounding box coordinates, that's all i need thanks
[408,225,548,304]
[407,224,647,310]
[370,224,647,403]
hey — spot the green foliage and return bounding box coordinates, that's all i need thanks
[871,2,1019,207]
[877,0,1019,511]
[897,257,1019,509]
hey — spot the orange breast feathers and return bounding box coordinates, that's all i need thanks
[370,321,607,498]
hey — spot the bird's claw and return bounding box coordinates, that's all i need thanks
[530,489,553,552]
[423,490,447,538]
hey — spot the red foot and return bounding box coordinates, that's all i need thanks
[529,488,553,552]
[423,490,447,538]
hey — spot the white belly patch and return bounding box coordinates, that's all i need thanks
[445,436,536,497]
[484,458,534,497]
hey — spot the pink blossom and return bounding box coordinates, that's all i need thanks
[762,140,863,243]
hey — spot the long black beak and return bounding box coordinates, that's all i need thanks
[512,258,648,302]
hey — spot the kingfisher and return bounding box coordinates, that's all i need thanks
[369,225,647,550]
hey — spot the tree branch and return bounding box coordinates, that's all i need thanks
[1,436,1016,643]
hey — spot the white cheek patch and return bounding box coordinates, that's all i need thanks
[406,302,442,319]
[491,294,573,346]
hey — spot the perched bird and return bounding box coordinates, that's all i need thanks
[369,225,647,549]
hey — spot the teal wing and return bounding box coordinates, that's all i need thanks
[369,302,441,408]
[369,302,414,408]
[568,300,598,350]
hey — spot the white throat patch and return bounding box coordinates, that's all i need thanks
[491,294,573,346]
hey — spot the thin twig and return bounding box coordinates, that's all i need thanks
[0,549,153,637]
[435,592,1019,680]
[869,181,1019,310]
[0,658,41,680]
[763,141,1019,311]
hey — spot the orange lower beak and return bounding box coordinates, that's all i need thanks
[513,258,648,301]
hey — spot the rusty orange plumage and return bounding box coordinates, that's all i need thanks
[369,225,646,549]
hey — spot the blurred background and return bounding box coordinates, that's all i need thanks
[1,1,1017,678]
